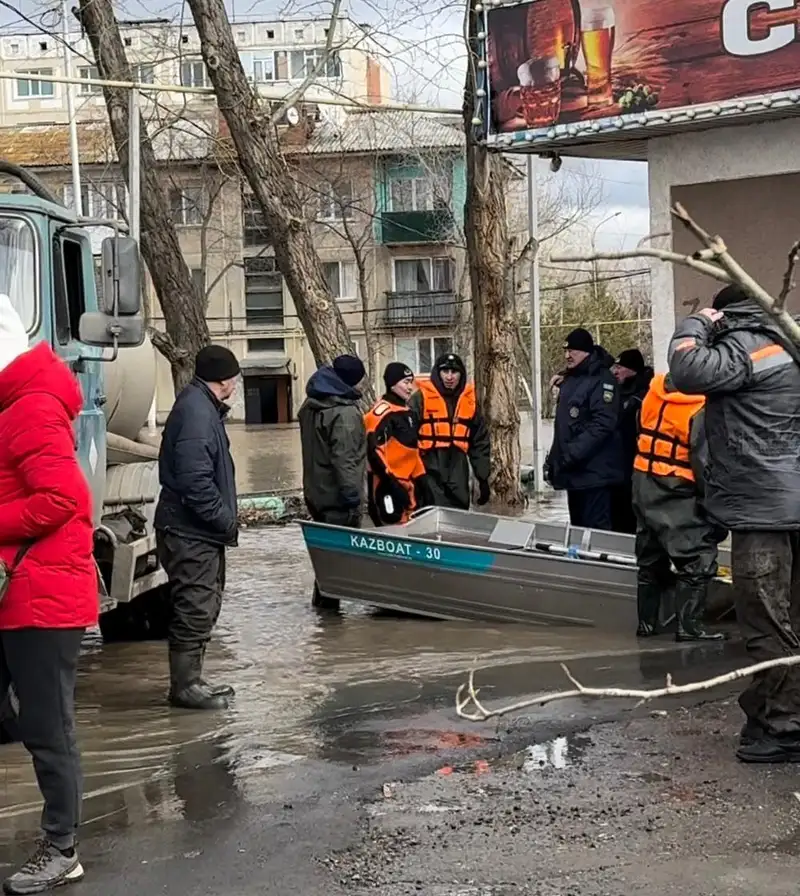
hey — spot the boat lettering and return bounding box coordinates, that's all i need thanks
[349,534,412,556]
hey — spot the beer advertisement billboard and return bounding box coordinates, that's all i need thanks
[483,0,800,142]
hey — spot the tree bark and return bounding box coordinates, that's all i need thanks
[75,0,209,392]
[185,0,371,400]
[463,4,524,508]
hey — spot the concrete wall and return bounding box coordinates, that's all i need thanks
[648,116,800,368]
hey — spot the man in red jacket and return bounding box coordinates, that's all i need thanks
[0,297,97,894]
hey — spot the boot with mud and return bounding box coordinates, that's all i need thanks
[675,581,727,642]
[199,645,234,699]
[636,582,662,637]
[168,649,229,710]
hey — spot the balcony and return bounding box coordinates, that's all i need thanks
[385,291,456,328]
[380,209,456,245]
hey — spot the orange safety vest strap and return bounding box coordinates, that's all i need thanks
[417,381,477,453]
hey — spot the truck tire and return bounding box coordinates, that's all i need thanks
[99,586,171,642]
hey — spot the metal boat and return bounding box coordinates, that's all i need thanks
[299,507,733,628]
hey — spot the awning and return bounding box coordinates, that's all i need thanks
[240,356,290,376]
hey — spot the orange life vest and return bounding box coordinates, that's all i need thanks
[364,398,426,523]
[633,373,705,482]
[416,380,477,453]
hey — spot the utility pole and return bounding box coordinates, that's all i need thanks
[526,155,544,496]
[62,0,82,214]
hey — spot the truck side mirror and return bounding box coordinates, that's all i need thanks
[79,312,144,347]
[99,235,141,315]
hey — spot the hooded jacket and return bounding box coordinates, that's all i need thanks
[668,299,800,531]
[548,345,625,491]
[298,366,367,515]
[408,354,491,510]
[0,342,97,631]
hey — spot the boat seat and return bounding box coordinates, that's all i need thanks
[488,519,534,549]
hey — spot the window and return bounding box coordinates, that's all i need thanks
[180,60,206,88]
[393,257,453,293]
[317,180,353,220]
[245,257,283,325]
[15,69,54,99]
[132,63,155,84]
[293,27,305,40]
[191,268,205,295]
[243,193,268,246]
[169,186,206,225]
[39,41,48,51]
[181,34,190,44]
[289,49,341,79]
[9,42,20,56]
[322,260,357,300]
[63,182,126,219]
[78,66,101,94]
[55,237,87,344]
[266,29,275,39]
[395,337,453,375]
[124,36,132,47]
[0,217,37,332]
[247,337,285,353]
[252,54,275,82]
[390,175,451,213]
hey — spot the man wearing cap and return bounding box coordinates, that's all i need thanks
[365,362,432,526]
[155,344,241,711]
[545,327,624,530]
[410,353,491,510]
[669,284,800,764]
[610,348,654,533]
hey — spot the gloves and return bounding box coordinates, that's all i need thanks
[477,478,491,506]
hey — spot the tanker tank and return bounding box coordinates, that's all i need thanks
[103,335,160,464]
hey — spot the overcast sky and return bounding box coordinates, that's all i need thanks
[0,0,650,247]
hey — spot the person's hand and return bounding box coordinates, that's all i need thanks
[549,374,564,389]
[477,479,491,505]
[699,308,723,323]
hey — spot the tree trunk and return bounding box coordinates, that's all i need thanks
[463,4,524,508]
[186,0,373,402]
[75,0,209,392]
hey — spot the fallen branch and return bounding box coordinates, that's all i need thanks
[551,245,731,284]
[455,654,800,721]
[778,241,800,311]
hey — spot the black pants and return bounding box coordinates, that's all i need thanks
[0,628,85,850]
[610,481,637,534]
[157,531,226,652]
[309,507,362,528]
[732,531,800,737]
[567,487,613,530]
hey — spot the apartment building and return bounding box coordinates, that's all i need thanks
[0,106,466,422]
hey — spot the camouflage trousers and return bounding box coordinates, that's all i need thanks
[732,531,800,736]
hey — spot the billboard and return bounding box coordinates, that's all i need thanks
[482,0,800,146]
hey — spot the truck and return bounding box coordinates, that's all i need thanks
[0,160,169,643]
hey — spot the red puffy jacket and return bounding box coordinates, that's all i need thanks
[0,342,98,630]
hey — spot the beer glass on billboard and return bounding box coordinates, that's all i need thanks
[581,3,615,107]
[518,56,562,128]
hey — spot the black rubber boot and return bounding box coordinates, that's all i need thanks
[168,649,229,710]
[739,718,766,747]
[636,583,662,637]
[675,581,727,642]
[199,645,234,699]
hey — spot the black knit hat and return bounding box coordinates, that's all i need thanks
[384,361,414,390]
[712,285,749,310]
[195,345,240,383]
[564,327,594,353]
[615,348,645,373]
[436,352,465,372]
[333,354,366,387]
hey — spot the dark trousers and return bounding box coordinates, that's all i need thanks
[610,481,637,534]
[309,507,362,528]
[567,487,613,530]
[157,531,226,652]
[732,531,800,736]
[0,628,85,850]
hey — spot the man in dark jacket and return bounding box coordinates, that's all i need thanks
[545,328,624,530]
[611,348,654,533]
[155,345,240,712]
[409,353,491,510]
[298,354,367,609]
[669,284,800,764]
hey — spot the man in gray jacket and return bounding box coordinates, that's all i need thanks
[668,284,800,764]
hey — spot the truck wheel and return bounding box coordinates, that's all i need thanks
[99,587,171,643]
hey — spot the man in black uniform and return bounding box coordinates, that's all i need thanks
[545,328,623,530]
[669,285,800,763]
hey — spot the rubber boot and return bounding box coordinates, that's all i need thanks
[168,649,229,710]
[636,583,662,637]
[199,644,235,699]
[675,581,727,642]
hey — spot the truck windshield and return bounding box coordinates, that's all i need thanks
[0,217,36,333]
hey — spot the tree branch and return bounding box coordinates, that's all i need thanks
[455,654,800,722]
[778,241,800,311]
[551,246,732,283]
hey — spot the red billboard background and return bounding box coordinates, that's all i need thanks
[486,0,800,136]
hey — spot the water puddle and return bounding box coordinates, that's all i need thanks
[520,733,593,772]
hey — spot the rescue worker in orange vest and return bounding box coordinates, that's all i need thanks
[365,362,432,526]
[409,353,491,510]
[632,372,727,642]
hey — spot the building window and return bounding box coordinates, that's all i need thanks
[191,268,205,295]
[393,257,453,293]
[322,260,357,301]
[317,180,353,221]
[289,49,341,79]
[124,36,133,47]
[169,186,206,226]
[395,336,453,375]
[293,27,305,40]
[390,175,451,213]
[78,66,101,94]
[15,69,55,99]
[247,337,285,353]
[244,257,283,325]
[243,193,268,246]
[132,63,155,84]
[9,42,20,56]
[252,54,275,82]
[180,60,207,88]
[266,29,275,39]
[63,181,126,219]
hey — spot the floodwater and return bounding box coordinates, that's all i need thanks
[0,423,741,858]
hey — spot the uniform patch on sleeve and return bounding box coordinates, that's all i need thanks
[602,383,615,404]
